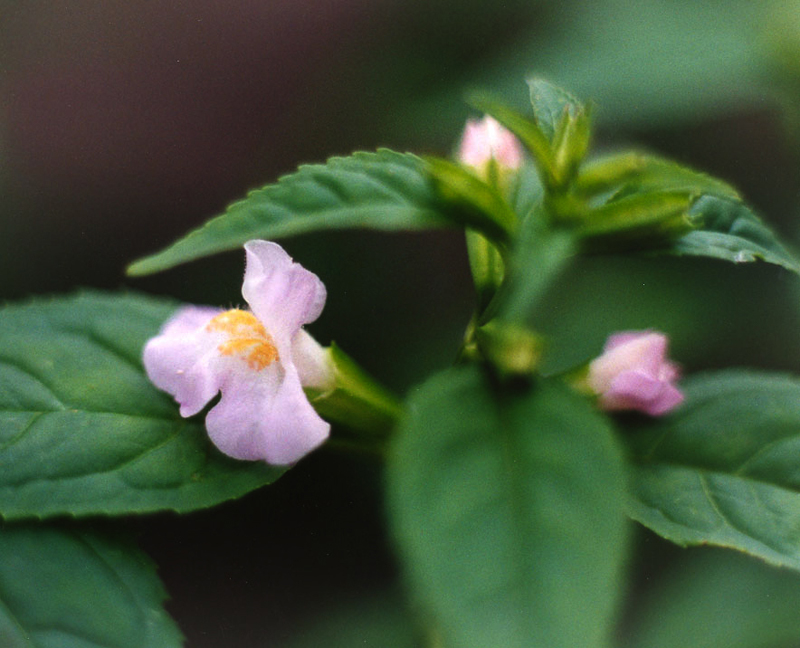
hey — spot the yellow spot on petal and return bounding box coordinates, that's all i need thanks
[206,309,279,371]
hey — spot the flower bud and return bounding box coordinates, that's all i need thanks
[458,115,523,179]
[587,331,683,416]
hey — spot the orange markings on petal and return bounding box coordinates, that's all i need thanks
[206,309,279,371]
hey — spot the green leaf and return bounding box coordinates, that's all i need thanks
[424,156,517,241]
[576,153,741,203]
[0,291,283,520]
[388,366,628,648]
[626,370,800,570]
[467,94,557,188]
[664,195,800,273]
[624,549,800,648]
[128,150,451,276]
[527,78,582,143]
[0,523,182,648]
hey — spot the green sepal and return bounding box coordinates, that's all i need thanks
[425,156,517,242]
[550,102,592,189]
[474,320,544,377]
[307,343,403,447]
[465,229,505,312]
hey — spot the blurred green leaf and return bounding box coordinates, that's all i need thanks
[467,95,557,187]
[0,291,283,520]
[280,590,419,648]
[576,153,741,203]
[425,156,517,242]
[402,0,770,133]
[528,79,583,143]
[0,523,182,648]
[490,205,577,324]
[388,366,627,648]
[665,196,800,273]
[128,150,452,276]
[627,370,800,570]
[624,548,800,648]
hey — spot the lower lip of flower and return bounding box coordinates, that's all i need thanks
[206,309,279,371]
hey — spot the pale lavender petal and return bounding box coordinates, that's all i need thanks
[604,331,654,351]
[646,383,684,416]
[292,329,335,391]
[588,329,683,416]
[241,240,327,342]
[205,362,330,465]
[588,333,666,394]
[143,306,224,417]
[601,371,665,412]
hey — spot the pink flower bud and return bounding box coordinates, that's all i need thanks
[458,115,523,176]
[587,331,684,416]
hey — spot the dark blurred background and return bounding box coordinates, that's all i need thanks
[5,1,800,645]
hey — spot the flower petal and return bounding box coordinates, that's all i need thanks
[241,240,326,342]
[292,329,335,392]
[143,306,223,417]
[205,362,330,465]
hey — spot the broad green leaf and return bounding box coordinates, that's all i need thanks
[0,291,283,520]
[624,549,800,648]
[128,150,452,276]
[664,195,800,273]
[527,78,582,143]
[627,370,800,570]
[388,366,627,648]
[0,523,182,648]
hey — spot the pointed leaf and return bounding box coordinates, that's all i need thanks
[0,523,182,648]
[388,366,628,648]
[527,79,583,142]
[576,153,740,202]
[128,150,450,276]
[425,156,517,241]
[0,291,283,520]
[627,370,800,570]
[664,196,800,273]
[467,94,557,187]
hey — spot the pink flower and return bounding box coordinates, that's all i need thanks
[458,115,523,175]
[143,240,333,465]
[587,331,684,416]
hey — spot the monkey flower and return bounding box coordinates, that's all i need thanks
[587,331,684,416]
[143,240,333,465]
